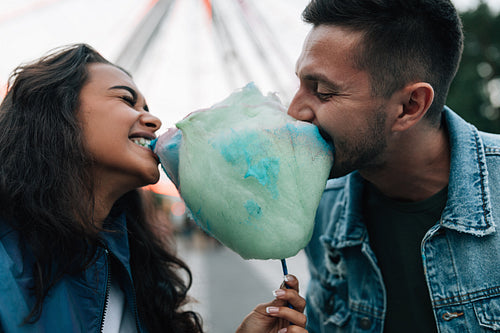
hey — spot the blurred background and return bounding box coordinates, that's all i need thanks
[0,0,499,331]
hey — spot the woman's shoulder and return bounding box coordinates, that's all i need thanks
[0,217,30,274]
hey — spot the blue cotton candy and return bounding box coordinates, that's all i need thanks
[213,130,281,199]
[154,83,334,260]
[154,129,182,186]
[148,138,158,151]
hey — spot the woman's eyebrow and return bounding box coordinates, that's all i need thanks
[109,85,137,101]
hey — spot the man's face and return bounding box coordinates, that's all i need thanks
[288,25,399,178]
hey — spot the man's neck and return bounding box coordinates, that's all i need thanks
[360,126,450,202]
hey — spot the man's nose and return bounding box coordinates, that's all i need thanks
[287,90,315,122]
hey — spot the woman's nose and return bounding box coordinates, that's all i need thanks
[287,90,315,122]
[141,112,162,131]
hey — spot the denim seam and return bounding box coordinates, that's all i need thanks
[474,131,491,230]
[440,218,492,230]
[432,285,500,307]
[349,300,384,318]
[484,147,500,154]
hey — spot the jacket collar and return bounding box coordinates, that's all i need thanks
[100,211,133,275]
[440,107,495,236]
[325,107,495,248]
[322,172,368,248]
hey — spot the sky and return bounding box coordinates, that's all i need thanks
[0,0,498,128]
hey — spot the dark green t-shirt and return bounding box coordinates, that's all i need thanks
[363,183,448,333]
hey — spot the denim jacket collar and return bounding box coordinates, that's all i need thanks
[321,171,367,249]
[323,107,496,250]
[440,107,495,236]
[100,211,133,276]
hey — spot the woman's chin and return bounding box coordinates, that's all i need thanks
[133,168,161,190]
[146,170,161,186]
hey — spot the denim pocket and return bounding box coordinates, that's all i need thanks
[308,278,350,327]
[473,295,500,331]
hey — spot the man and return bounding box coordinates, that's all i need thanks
[287,0,500,332]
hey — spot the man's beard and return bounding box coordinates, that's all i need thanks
[329,106,388,178]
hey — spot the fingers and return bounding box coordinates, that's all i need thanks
[277,327,308,333]
[278,275,305,312]
[239,274,308,332]
[265,275,307,328]
[265,305,307,328]
[282,274,299,292]
[272,288,306,315]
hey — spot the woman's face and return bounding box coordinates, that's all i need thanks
[78,63,162,196]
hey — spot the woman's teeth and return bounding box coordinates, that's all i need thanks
[131,137,152,147]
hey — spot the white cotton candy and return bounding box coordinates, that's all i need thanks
[155,83,333,259]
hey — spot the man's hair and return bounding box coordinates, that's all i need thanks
[303,0,464,123]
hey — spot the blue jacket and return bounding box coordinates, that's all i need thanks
[0,212,146,332]
[305,108,500,332]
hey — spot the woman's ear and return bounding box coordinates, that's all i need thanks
[392,82,434,132]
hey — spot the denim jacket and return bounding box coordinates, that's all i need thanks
[305,107,500,332]
[0,212,146,332]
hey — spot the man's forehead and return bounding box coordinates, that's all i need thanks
[296,25,362,71]
[294,27,374,94]
[305,25,362,52]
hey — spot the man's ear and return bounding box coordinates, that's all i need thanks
[392,82,434,132]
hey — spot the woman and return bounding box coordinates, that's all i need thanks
[0,44,307,332]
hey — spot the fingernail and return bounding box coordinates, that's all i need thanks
[284,275,294,282]
[266,306,279,314]
[278,328,288,333]
[273,289,286,297]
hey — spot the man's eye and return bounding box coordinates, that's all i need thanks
[315,92,335,102]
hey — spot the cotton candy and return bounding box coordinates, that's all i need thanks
[155,83,333,259]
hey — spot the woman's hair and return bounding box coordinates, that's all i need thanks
[302,0,464,125]
[0,44,202,332]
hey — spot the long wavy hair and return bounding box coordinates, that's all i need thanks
[0,44,202,332]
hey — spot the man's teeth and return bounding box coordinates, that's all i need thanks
[131,137,152,147]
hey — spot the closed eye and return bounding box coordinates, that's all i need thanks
[301,73,343,103]
[110,85,138,106]
[315,92,336,102]
[121,95,136,106]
